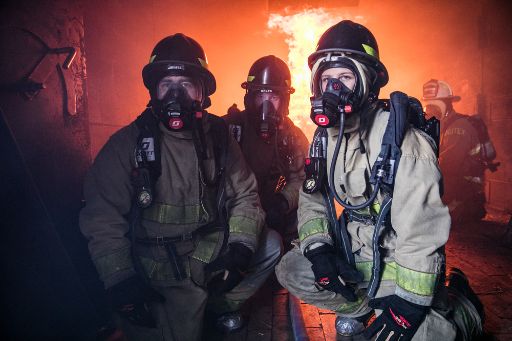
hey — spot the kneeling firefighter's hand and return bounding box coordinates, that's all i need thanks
[205,243,253,295]
[264,194,289,230]
[107,275,165,328]
[305,244,363,302]
[363,295,428,341]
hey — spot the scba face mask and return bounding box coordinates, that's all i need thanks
[310,54,372,128]
[247,91,284,140]
[310,78,355,128]
[424,100,448,119]
[152,82,203,131]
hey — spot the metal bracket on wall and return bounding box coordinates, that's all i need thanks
[0,28,77,115]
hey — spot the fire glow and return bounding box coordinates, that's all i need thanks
[268,9,363,140]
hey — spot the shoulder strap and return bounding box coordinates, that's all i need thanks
[369,91,409,195]
[134,108,162,180]
[207,114,229,180]
[131,109,161,209]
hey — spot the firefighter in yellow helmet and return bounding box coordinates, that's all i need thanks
[423,79,498,225]
[276,20,484,340]
[79,33,282,340]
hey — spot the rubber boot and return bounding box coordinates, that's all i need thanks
[446,267,485,322]
[215,311,245,334]
[335,311,373,340]
[446,267,485,340]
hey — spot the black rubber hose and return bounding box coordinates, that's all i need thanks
[328,113,381,210]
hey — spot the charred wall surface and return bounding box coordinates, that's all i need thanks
[0,0,107,339]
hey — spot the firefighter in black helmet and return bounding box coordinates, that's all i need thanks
[80,34,282,340]
[276,20,484,340]
[224,55,309,246]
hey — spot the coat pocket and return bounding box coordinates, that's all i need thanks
[340,168,369,204]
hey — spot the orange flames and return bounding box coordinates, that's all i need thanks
[268,9,364,140]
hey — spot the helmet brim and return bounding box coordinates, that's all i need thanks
[142,60,216,96]
[422,95,461,102]
[241,82,295,94]
[308,48,389,88]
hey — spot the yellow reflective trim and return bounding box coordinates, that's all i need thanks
[356,261,437,297]
[192,230,222,263]
[335,295,364,314]
[298,218,330,242]
[143,202,206,224]
[93,247,133,280]
[356,261,397,282]
[362,44,377,57]
[198,57,208,69]
[396,264,438,297]
[247,75,255,82]
[229,216,260,236]
[371,200,381,215]
[139,256,191,281]
[468,144,481,156]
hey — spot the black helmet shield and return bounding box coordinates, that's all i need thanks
[242,55,295,140]
[142,33,215,130]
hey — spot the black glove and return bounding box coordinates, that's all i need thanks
[264,194,289,229]
[107,275,165,328]
[205,243,253,295]
[305,244,363,302]
[363,295,428,341]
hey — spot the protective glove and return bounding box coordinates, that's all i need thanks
[264,193,289,230]
[363,295,428,341]
[107,275,165,328]
[305,244,363,302]
[205,243,253,295]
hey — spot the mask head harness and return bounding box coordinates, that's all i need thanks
[242,55,295,140]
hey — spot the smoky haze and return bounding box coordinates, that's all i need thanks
[84,0,511,211]
[85,0,492,148]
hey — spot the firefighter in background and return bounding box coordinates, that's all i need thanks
[80,34,282,340]
[224,55,309,246]
[275,20,484,340]
[423,79,498,225]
